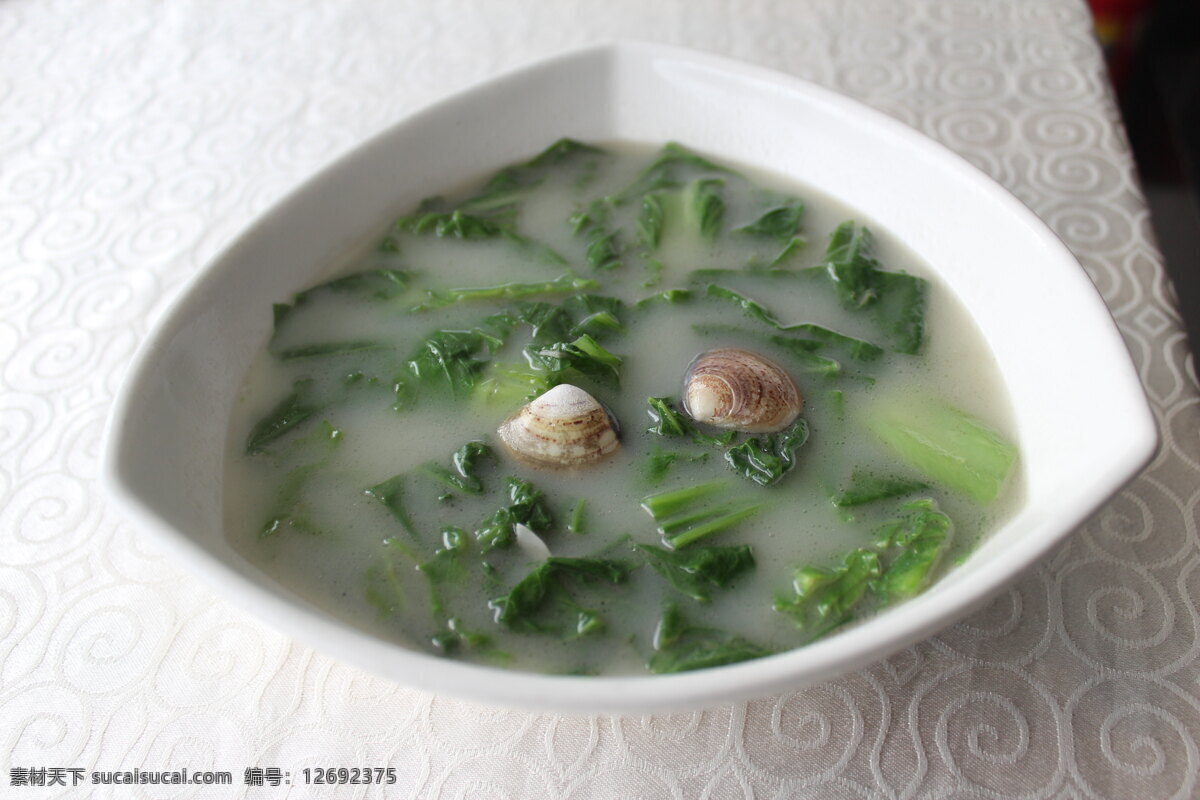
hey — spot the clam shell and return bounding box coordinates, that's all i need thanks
[683,347,801,433]
[498,384,619,468]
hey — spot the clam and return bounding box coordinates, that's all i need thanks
[683,347,801,432]
[498,383,619,467]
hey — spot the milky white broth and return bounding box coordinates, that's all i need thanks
[223,141,1021,675]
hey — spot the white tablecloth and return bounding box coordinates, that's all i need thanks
[3,1,1197,797]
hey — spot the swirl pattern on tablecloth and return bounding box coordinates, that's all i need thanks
[2,0,1198,797]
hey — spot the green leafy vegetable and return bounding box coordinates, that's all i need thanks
[272,303,292,330]
[831,468,928,508]
[812,222,928,354]
[506,477,555,532]
[393,209,505,240]
[568,499,587,534]
[584,227,621,272]
[417,526,470,614]
[762,235,806,268]
[564,297,628,340]
[561,293,624,324]
[430,616,502,657]
[514,301,574,345]
[275,340,385,360]
[725,419,810,486]
[413,275,598,310]
[457,138,606,218]
[635,288,693,308]
[474,361,553,407]
[471,300,626,404]
[778,324,882,362]
[763,334,842,376]
[339,368,397,403]
[636,543,755,602]
[524,334,623,388]
[686,178,725,239]
[645,449,679,484]
[774,548,881,633]
[866,397,1017,504]
[387,209,568,264]
[418,441,494,496]
[570,199,623,271]
[819,222,880,306]
[707,281,827,333]
[570,310,622,339]
[690,324,843,377]
[289,268,410,305]
[454,174,531,219]
[406,314,515,398]
[245,378,322,454]
[568,199,601,235]
[527,137,607,168]
[489,556,630,633]
[503,230,572,266]
[704,284,884,361]
[648,603,774,673]
[364,474,420,539]
[637,191,666,250]
[258,421,342,537]
[642,257,665,288]
[772,498,954,633]
[646,397,735,447]
[694,249,923,353]
[366,525,505,660]
[645,396,689,436]
[390,372,416,411]
[567,333,623,376]
[519,294,625,343]
[827,389,845,422]
[475,508,520,552]
[407,329,493,398]
[473,477,555,552]
[364,536,419,618]
[612,142,733,202]
[644,448,710,485]
[735,195,804,242]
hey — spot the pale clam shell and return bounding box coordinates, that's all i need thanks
[683,347,802,433]
[497,383,619,467]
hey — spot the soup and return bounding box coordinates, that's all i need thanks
[224,140,1020,675]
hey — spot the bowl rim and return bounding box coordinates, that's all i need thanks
[103,39,1159,713]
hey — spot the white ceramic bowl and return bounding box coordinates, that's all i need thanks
[104,42,1157,713]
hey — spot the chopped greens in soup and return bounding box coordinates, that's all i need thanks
[225,140,1020,675]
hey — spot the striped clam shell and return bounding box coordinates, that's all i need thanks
[498,384,619,468]
[683,347,802,433]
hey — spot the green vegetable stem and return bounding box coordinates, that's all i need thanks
[640,481,762,549]
[867,396,1017,504]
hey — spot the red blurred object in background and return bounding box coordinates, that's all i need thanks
[1089,0,1152,93]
